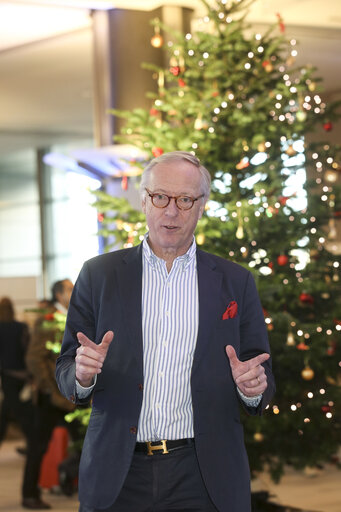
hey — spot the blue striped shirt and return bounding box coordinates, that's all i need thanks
[137,237,198,441]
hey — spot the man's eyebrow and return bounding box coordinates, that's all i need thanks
[151,188,196,196]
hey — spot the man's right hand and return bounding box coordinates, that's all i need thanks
[75,330,114,387]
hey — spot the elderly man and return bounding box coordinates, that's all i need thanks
[56,151,275,512]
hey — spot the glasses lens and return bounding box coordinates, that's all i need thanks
[177,197,194,210]
[152,193,169,207]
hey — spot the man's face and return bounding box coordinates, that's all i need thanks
[141,160,206,258]
[57,279,74,309]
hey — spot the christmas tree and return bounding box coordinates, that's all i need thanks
[94,0,341,482]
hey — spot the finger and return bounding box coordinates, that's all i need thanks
[245,352,270,370]
[235,365,266,385]
[76,346,104,364]
[242,374,265,388]
[77,332,98,349]
[225,345,239,367]
[76,363,102,377]
[99,330,114,350]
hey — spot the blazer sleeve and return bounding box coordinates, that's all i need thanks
[238,271,275,415]
[56,261,96,406]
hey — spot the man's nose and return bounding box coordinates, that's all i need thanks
[164,197,179,215]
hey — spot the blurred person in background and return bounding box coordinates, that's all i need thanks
[0,296,32,447]
[23,279,75,510]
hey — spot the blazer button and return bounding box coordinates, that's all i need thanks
[130,426,137,435]
[70,395,75,402]
[138,384,143,391]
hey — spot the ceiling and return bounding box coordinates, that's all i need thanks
[0,0,341,157]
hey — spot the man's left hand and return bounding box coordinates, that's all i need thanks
[225,345,269,397]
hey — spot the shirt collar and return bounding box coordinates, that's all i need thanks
[142,234,197,270]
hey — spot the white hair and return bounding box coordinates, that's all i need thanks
[140,151,211,200]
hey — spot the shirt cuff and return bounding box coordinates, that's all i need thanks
[76,376,96,399]
[237,387,262,407]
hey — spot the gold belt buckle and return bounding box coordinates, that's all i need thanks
[146,440,169,456]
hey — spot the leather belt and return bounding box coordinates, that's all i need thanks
[135,438,194,456]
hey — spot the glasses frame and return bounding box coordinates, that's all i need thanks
[145,188,205,211]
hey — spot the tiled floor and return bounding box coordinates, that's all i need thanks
[0,437,340,512]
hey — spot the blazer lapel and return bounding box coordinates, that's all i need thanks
[192,250,223,376]
[116,244,144,369]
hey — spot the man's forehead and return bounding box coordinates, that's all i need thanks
[150,161,200,183]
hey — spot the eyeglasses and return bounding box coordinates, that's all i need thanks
[145,188,204,211]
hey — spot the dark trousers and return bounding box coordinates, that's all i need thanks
[22,393,68,499]
[79,442,218,512]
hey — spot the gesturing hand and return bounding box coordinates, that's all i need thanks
[75,331,114,388]
[225,345,269,397]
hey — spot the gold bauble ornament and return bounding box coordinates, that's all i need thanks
[286,332,295,346]
[296,111,307,122]
[301,366,314,381]
[257,142,266,152]
[194,116,203,130]
[151,33,163,48]
[286,145,297,156]
[236,225,244,239]
[254,432,264,442]
[324,169,338,183]
[150,21,163,48]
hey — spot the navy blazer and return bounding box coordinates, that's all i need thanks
[56,244,275,512]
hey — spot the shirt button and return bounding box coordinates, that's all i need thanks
[130,426,137,435]
[159,371,164,377]
[165,311,169,316]
[163,341,167,346]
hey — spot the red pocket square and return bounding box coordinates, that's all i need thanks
[222,301,238,319]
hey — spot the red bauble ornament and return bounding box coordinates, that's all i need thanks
[323,121,333,131]
[327,340,337,355]
[149,107,158,116]
[321,405,331,413]
[299,293,314,304]
[296,342,309,351]
[170,66,180,76]
[97,213,104,223]
[178,78,186,87]
[279,196,287,205]
[212,91,219,97]
[277,255,288,266]
[152,147,163,158]
[268,262,274,269]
